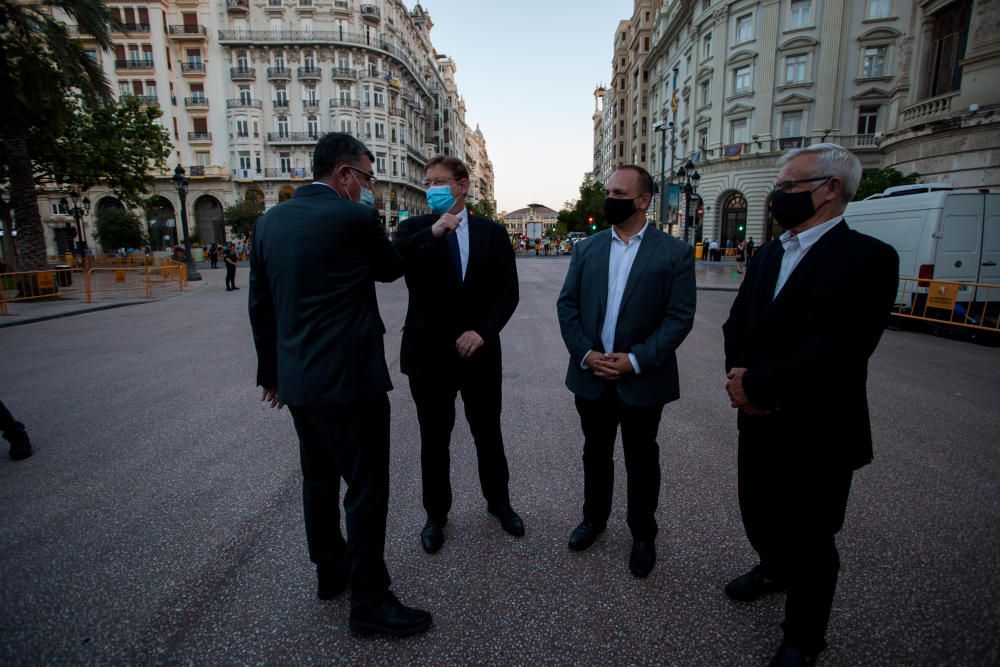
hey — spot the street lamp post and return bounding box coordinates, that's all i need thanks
[652,121,670,233]
[59,190,91,253]
[171,165,203,281]
[676,160,701,245]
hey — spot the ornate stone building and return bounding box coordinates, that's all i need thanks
[598,0,999,248]
[27,1,493,257]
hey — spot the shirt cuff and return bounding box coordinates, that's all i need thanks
[629,353,641,375]
[580,350,592,369]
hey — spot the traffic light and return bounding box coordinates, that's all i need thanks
[587,215,596,232]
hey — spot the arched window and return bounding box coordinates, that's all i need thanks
[721,192,747,248]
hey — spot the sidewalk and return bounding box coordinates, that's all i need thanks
[516,254,745,291]
[0,279,207,328]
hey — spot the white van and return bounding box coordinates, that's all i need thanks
[845,188,1000,289]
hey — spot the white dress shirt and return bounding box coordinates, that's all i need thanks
[454,207,469,280]
[774,215,842,298]
[582,223,647,374]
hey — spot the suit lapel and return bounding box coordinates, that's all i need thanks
[464,215,489,286]
[617,229,657,314]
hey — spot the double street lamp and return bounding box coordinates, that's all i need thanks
[676,160,702,244]
[59,190,91,253]
[171,165,202,281]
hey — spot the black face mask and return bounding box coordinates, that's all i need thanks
[770,179,829,230]
[604,196,638,226]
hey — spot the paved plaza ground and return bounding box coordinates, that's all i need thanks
[1,257,997,664]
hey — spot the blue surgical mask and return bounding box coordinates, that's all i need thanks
[426,185,456,214]
[359,187,375,208]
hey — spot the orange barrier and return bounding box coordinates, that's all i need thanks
[893,276,1000,333]
[0,262,186,315]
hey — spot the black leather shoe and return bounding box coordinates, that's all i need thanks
[8,439,32,461]
[316,564,347,600]
[725,564,787,602]
[488,505,525,537]
[420,517,446,554]
[568,521,606,551]
[629,541,656,578]
[768,643,818,667]
[349,593,433,638]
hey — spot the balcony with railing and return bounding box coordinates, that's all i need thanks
[267,66,292,80]
[331,67,357,81]
[112,22,150,33]
[115,58,155,71]
[230,67,256,80]
[297,66,321,79]
[333,0,349,11]
[273,99,291,109]
[181,61,205,75]
[389,108,405,118]
[168,24,207,38]
[263,167,311,178]
[406,144,427,163]
[267,132,319,144]
[227,98,263,109]
[226,0,249,12]
[302,100,321,113]
[184,96,209,108]
[118,94,159,106]
[900,92,958,126]
[361,4,381,21]
[187,132,212,143]
[329,99,361,110]
[297,0,313,9]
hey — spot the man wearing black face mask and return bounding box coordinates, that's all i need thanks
[722,144,898,666]
[557,165,696,578]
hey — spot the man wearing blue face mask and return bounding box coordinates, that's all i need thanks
[249,132,432,638]
[393,156,522,555]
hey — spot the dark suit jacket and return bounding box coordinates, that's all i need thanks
[248,183,403,407]
[392,212,518,376]
[557,226,696,407]
[722,220,899,470]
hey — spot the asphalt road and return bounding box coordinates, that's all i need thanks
[1,258,998,665]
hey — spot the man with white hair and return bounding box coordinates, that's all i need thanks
[722,144,898,666]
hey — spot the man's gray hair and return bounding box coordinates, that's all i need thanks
[777,143,862,204]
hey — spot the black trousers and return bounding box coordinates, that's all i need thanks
[408,354,511,520]
[738,422,854,654]
[225,265,236,289]
[574,385,664,541]
[289,397,392,611]
[0,400,29,446]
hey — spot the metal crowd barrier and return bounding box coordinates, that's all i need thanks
[0,261,186,315]
[893,276,1000,333]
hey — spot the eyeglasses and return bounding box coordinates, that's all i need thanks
[348,165,377,185]
[422,177,458,188]
[773,176,831,192]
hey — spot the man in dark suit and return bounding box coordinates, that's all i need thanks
[557,165,696,578]
[393,156,522,554]
[248,133,431,638]
[722,143,898,666]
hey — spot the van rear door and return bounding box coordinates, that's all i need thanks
[979,193,1000,301]
[936,193,983,284]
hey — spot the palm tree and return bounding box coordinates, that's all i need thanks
[0,0,120,270]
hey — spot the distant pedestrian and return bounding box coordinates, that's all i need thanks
[709,239,720,261]
[209,243,219,269]
[224,243,239,291]
[736,239,747,273]
[746,236,755,258]
[1,400,32,461]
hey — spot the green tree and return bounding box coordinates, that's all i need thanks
[467,198,497,221]
[224,200,264,240]
[0,0,121,270]
[94,208,146,250]
[558,172,606,235]
[854,168,922,201]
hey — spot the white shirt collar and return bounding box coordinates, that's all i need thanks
[780,215,843,251]
[456,207,468,228]
[611,221,649,245]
